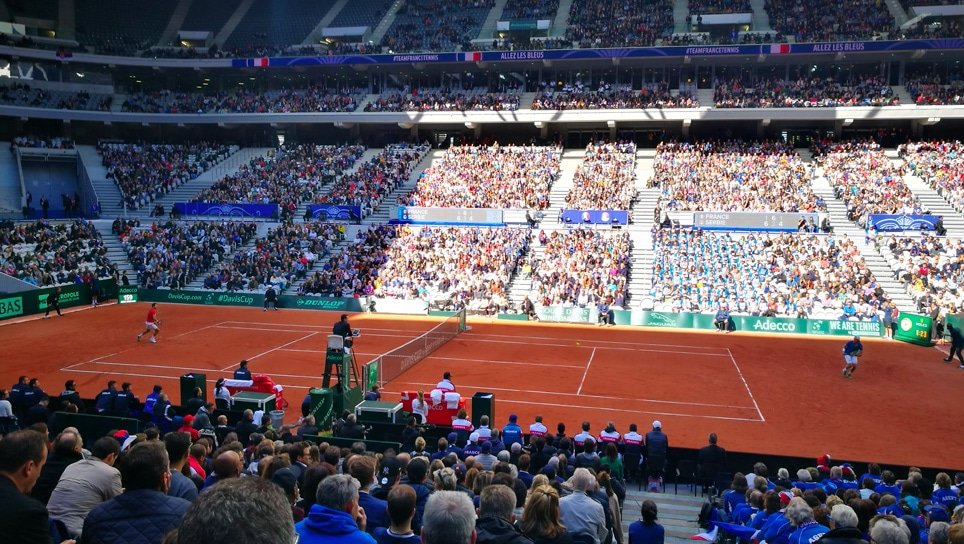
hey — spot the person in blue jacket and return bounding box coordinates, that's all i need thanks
[786,498,828,544]
[296,474,376,544]
[502,414,523,448]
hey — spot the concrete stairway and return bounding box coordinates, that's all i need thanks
[673,0,690,33]
[621,488,703,544]
[884,0,910,27]
[750,0,772,31]
[550,0,574,38]
[364,148,440,225]
[0,143,22,214]
[900,176,964,237]
[148,147,271,216]
[302,0,349,45]
[696,89,715,107]
[91,219,135,283]
[507,232,540,307]
[368,0,404,47]
[542,149,584,227]
[293,147,383,222]
[77,145,127,219]
[477,0,508,41]
[809,165,916,313]
[214,0,255,46]
[893,86,914,105]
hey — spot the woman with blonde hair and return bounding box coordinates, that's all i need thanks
[521,484,575,544]
[599,472,624,544]
[413,436,428,457]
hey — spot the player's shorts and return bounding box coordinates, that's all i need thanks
[145,321,159,330]
[844,354,858,365]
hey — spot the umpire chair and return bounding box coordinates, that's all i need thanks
[323,334,360,389]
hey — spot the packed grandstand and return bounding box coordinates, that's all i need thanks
[2,1,964,543]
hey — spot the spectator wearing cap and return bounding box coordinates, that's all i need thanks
[476,441,498,471]
[760,492,795,544]
[350,456,389,535]
[503,415,523,448]
[177,415,201,442]
[923,504,951,543]
[296,473,375,544]
[373,484,419,544]
[644,421,668,489]
[371,457,402,501]
[445,433,465,461]
[47,436,122,539]
[271,467,304,522]
[463,433,481,458]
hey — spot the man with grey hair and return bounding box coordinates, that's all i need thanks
[422,490,476,544]
[928,522,950,544]
[296,473,375,543]
[786,497,828,544]
[817,504,863,544]
[476,485,532,544]
[169,478,295,544]
[560,468,607,544]
[869,515,910,544]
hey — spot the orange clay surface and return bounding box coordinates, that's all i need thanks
[1,302,961,470]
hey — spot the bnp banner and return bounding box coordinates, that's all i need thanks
[0,278,118,321]
[893,312,933,346]
[136,288,362,312]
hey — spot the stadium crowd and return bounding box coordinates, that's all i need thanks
[121,87,362,114]
[713,76,899,108]
[689,0,752,14]
[0,83,112,111]
[879,234,963,320]
[315,143,430,218]
[900,141,964,213]
[192,144,366,214]
[814,139,917,227]
[404,144,561,209]
[650,228,889,319]
[565,142,638,211]
[364,88,522,112]
[764,0,895,42]
[565,0,674,48]
[532,82,698,110]
[0,219,115,287]
[650,140,821,213]
[10,136,75,150]
[118,220,259,289]
[201,223,345,293]
[503,0,560,20]
[529,228,631,308]
[99,141,236,211]
[905,78,964,106]
[383,0,495,53]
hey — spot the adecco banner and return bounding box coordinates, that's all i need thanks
[535,305,884,337]
[136,288,362,312]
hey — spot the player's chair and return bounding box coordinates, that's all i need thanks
[674,459,700,495]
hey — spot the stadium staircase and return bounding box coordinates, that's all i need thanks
[506,231,538,307]
[673,0,690,34]
[157,0,194,48]
[750,0,772,32]
[620,488,703,544]
[145,147,272,219]
[884,0,910,27]
[627,149,660,306]
[895,174,964,238]
[551,0,574,37]
[893,86,914,105]
[0,143,22,215]
[542,149,584,227]
[302,0,349,45]
[363,147,441,225]
[808,155,917,314]
[368,0,404,47]
[292,147,382,222]
[77,145,126,219]
[519,91,537,108]
[214,0,255,47]
[477,0,508,42]
[91,220,135,284]
[696,89,715,108]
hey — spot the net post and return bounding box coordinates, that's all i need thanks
[458,308,467,332]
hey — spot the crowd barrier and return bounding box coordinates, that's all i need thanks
[132,288,363,312]
[0,278,118,321]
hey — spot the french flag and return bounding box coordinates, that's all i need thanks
[463,51,481,62]
[690,527,719,542]
[253,57,269,67]
[769,43,790,54]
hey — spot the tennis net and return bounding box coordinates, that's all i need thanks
[367,309,467,389]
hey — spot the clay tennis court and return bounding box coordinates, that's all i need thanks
[2,302,961,470]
